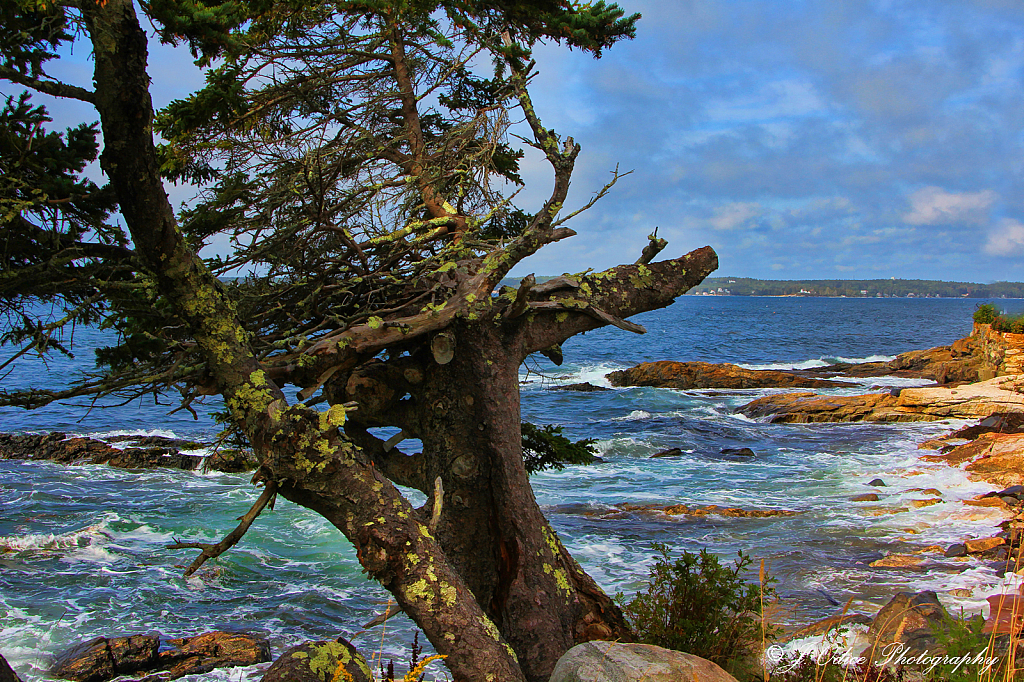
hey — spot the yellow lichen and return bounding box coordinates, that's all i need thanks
[404,579,435,606]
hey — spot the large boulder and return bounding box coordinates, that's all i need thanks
[811,338,984,383]
[0,654,23,682]
[921,432,1024,488]
[153,631,270,679]
[262,638,371,682]
[51,635,159,681]
[738,377,1024,424]
[861,591,949,659]
[549,642,739,682]
[606,361,845,390]
[51,632,269,682]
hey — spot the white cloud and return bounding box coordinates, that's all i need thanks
[902,186,997,225]
[709,202,764,230]
[984,218,1024,256]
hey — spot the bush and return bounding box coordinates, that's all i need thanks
[974,304,999,325]
[973,303,1024,333]
[617,545,779,676]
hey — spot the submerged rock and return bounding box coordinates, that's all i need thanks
[591,502,798,519]
[550,642,739,682]
[606,361,845,390]
[551,382,612,392]
[262,638,371,682]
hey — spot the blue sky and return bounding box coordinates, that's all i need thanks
[9,0,1024,281]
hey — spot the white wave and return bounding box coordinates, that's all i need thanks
[739,354,896,372]
[0,519,114,552]
[82,428,182,440]
[612,410,652,421]
[519,362,626,389]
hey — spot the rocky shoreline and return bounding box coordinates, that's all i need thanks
[8,324,1024,681]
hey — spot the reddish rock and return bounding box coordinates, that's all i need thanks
[153,631,270,679]
[965,537,1006,554]
[851,493,880,502]
[983,594,1024,635]
[606,361,845,390]
[593,502,798,519]
[50,632,268,682]
[0,433,256,473]
[51,635,158,681]
[923,433,1024,488]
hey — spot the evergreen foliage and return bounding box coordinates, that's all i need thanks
[618,545,779,675]
[520,421,596,473]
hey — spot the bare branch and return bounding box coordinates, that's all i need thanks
[166,482,278,578]
[636,228,667,265]
[0,66,96,103]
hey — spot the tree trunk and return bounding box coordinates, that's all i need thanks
[412,322,630,682]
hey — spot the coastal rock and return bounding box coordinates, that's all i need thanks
[965,537,1005,554]
[786,613,873,641]
[863,591,948,658]
[592,502,798,519]
[51,635,158,681]
[851,493,880,502]
[549,641,739,682]
[0,654,22,682]
[921,433,1024,488]
[650,448,683,458]
[606,361,845,390]
[153,631,270,679]
[262,638,371,682]
[0,433,257,473]
[869,479,887,487]
[869,554,926,569]
[811,338,984,384]
[52,632,269,682]
[720,447,756,457]
[738,377,1024,424]
[551,382,611,392]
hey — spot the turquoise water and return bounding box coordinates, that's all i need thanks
[3,296,1024,679]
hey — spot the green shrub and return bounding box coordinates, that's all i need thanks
[974,304,999,325]
[520,422,596,474]
[974,303,1024,333]
[617,545,779,676]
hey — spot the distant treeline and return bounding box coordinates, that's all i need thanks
[688,277,1024,298]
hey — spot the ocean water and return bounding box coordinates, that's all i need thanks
[3,296,1024,680]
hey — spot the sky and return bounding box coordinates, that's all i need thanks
[8,0,1024,282]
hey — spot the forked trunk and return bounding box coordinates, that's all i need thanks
[414,323,630,681]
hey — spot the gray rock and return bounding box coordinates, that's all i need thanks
[650,448,683,458]
[720,448,756,457]
[862,591,949,659]
[869,478,887,487]
[262,638,370,682]
[945,543,967,558]
[549,642,739,682]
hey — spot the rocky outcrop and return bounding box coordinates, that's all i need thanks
[50,632,269,682]
[262,638,371,682]
[738,377,1024,423]
[812,337,985,384]
[921,433,1024,488]
[0,433,257,473]
[607,361,846,390]
[551,382,611,392]
[588,502,798,519]
[549,642,739,682]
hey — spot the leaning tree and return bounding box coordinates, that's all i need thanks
[0,0,717,679]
